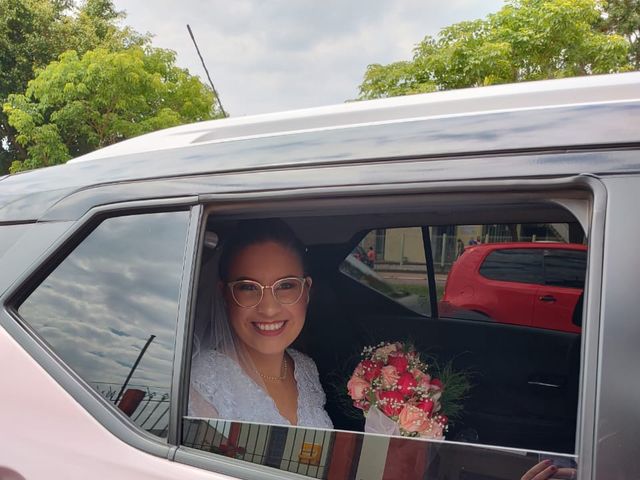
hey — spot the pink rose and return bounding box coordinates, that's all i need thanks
[377,391,405,417]
[430,378,443,390]
[361,359,383,382]
[398,404,430,433]
[347,375,370,401]
[396,372,418,396]
[380,365,400,388]
[421,418,444,439]
[387,353,409,373]
[416,399,434,416]
[353,361,365,377]
[412,369,431,388]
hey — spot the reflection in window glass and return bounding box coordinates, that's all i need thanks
[182,418,577,479]
[19,211,190,438]
[339,227,430,315]
[183,419,334,478]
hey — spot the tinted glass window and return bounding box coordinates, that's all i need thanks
[479,249,543,284]
[18,211,190,438]
[339,227,430,315]
[182,419,577,479]
[544,249,587,288]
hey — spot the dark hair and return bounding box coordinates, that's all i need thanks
[218,219,307,281]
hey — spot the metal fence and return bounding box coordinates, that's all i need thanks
[183,418,334,479]
[92,381,170,438]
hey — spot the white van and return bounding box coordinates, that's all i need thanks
[1,72,639,479]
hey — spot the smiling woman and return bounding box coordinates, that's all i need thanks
[188,219,333,428]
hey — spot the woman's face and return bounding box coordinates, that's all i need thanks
[223,241,311,357]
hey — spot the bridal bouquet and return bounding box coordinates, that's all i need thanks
[347,341,466,439]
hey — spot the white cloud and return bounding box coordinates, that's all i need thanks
[112,0,504,115]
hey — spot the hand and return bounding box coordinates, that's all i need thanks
[521,460,577,480]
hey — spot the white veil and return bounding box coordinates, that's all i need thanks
[189,228,275,418]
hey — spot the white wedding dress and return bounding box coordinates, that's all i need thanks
[189,347,334,429]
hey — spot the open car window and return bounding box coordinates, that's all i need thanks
[182,196,586,479]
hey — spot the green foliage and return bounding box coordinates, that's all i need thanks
[358,0,634,100]
[359,62,437,99]
[0,0,219,173]
[601,0,640,67]
[0,0,162,173]
[429,358,473,423]
[4,47,219,173]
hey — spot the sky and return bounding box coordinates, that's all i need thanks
[111,1,504,117]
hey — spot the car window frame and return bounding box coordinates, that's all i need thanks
[0,197,200,459]
[174,175,605,480]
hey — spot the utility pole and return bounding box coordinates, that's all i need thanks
[187,24,228,118]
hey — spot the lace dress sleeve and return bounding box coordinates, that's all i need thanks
[189,349,233,418]
[289,349,334,428]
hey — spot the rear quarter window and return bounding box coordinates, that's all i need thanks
[16,211,190,438]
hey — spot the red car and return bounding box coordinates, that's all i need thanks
[440,242,586,333]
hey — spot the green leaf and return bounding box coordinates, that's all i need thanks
[356,0,633,100]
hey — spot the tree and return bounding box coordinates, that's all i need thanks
[0,0,148,173]
[4,47,219,172]
[601,0,640,67]
[358,0,633,100]
[0,0,67,172]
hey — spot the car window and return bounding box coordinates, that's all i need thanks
[544,249,587,288]
[183,216,583,479]
[479,249,544,284]
[17,211,190,438]
[339,227,430,315]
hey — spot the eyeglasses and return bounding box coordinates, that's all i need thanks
[227,276,308,308]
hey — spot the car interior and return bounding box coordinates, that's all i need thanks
[190,189,589,454]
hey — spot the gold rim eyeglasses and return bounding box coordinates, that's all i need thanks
[227,276,308,308]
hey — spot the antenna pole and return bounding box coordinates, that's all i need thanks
[115,334,156,405]
[187,24,228,118]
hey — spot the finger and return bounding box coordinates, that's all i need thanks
[521,460,553,480]
[536,465,560,480]
[552,468,577,479]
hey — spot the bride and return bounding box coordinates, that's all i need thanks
[189,219,333,428]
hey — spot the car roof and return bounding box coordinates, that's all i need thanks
[66,71,640,165]
[1,72,640,222]
[465,242,588,253]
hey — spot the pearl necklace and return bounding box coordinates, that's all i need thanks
[255,356,288,381]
